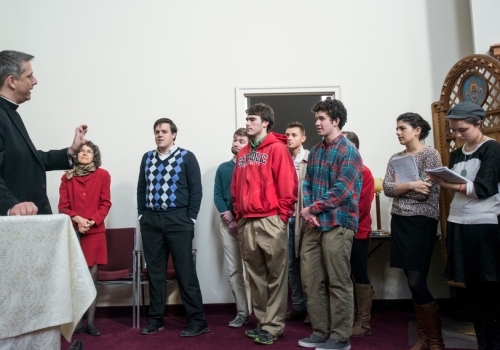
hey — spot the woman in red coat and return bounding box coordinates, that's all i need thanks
[58,141,111,336]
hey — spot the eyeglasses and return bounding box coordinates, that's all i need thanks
[79,149,94,154]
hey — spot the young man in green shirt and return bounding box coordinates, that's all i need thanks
[214,128,250,327]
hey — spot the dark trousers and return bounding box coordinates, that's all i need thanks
[140,209,207,327]
[350,238,370,285]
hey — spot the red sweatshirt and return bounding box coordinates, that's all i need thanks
[356,165,375,239]
[231,132,298,223]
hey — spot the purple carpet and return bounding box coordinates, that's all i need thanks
[61,310,472,350]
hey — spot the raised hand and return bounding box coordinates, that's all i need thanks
[68,125,88,156]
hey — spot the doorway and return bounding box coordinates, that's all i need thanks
[235,86,340,150]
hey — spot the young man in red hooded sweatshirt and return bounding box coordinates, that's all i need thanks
[231,103,298,345]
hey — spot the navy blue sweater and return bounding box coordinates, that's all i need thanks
[137,148,202,219]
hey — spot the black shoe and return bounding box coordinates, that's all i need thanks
[140,323,164,335]
[85,323,101,336]
[180,325,210,337]
[245,328,261,339]
[73,320,84,335]
[68,339,84,350]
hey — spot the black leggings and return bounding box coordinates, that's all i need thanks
[404,269,434,305]
[350,239,370,285]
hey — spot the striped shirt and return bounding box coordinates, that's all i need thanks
[303,133,363,232]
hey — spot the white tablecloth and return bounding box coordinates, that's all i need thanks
[0,214,96,349]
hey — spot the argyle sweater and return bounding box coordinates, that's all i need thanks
[137,148,202,219]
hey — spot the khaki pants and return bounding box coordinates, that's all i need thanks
[301,225,354,342]
[220,220,249,316]
[238,215,288,337]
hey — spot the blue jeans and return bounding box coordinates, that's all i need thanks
[288,217,307,311]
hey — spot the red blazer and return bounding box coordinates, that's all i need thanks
[356,165,375,240]
[58,168,112,234]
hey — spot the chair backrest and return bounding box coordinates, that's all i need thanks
[100,228,136,272]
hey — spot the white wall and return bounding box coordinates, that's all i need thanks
[1,0,474,303]
[470,0,500,55]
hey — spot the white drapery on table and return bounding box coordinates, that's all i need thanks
[0,214,96,349]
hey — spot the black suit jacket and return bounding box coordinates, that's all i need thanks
[0,97,71,215]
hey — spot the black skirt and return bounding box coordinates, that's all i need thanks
[390,214,438,273]
[444,219,500,283]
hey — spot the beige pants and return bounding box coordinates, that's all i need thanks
[301,225,354,342]
[220,220,249,316]
[238,215,288,337]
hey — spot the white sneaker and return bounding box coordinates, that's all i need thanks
[228,314,251,328]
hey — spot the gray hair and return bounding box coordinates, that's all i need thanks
[0,50,34,88]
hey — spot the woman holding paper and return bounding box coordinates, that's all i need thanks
[427,102,500,348]
[383,112,444,349]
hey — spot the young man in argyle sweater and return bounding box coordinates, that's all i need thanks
[231,103,297,345]
[137,118,208,337]
[298,99,362,350]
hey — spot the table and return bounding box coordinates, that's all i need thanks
[368,231,391,257]
[0,214,96,350]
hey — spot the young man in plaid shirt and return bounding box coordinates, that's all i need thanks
[298,99,362,350]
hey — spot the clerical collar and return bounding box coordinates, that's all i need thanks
[0,95,19,110]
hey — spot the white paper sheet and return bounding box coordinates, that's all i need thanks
[425,166,471,184]
[390,154,419,183]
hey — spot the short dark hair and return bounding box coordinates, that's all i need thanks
[234,127,248,138]
[77,141,102,168]
[0,50,34,88]
[311,99,347,130]
[455,117,483,127]
[245,103,275,131]
[154,118,178,141]
[286,121,305,136]
[397,112,431,140]
[342,131,359,149]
